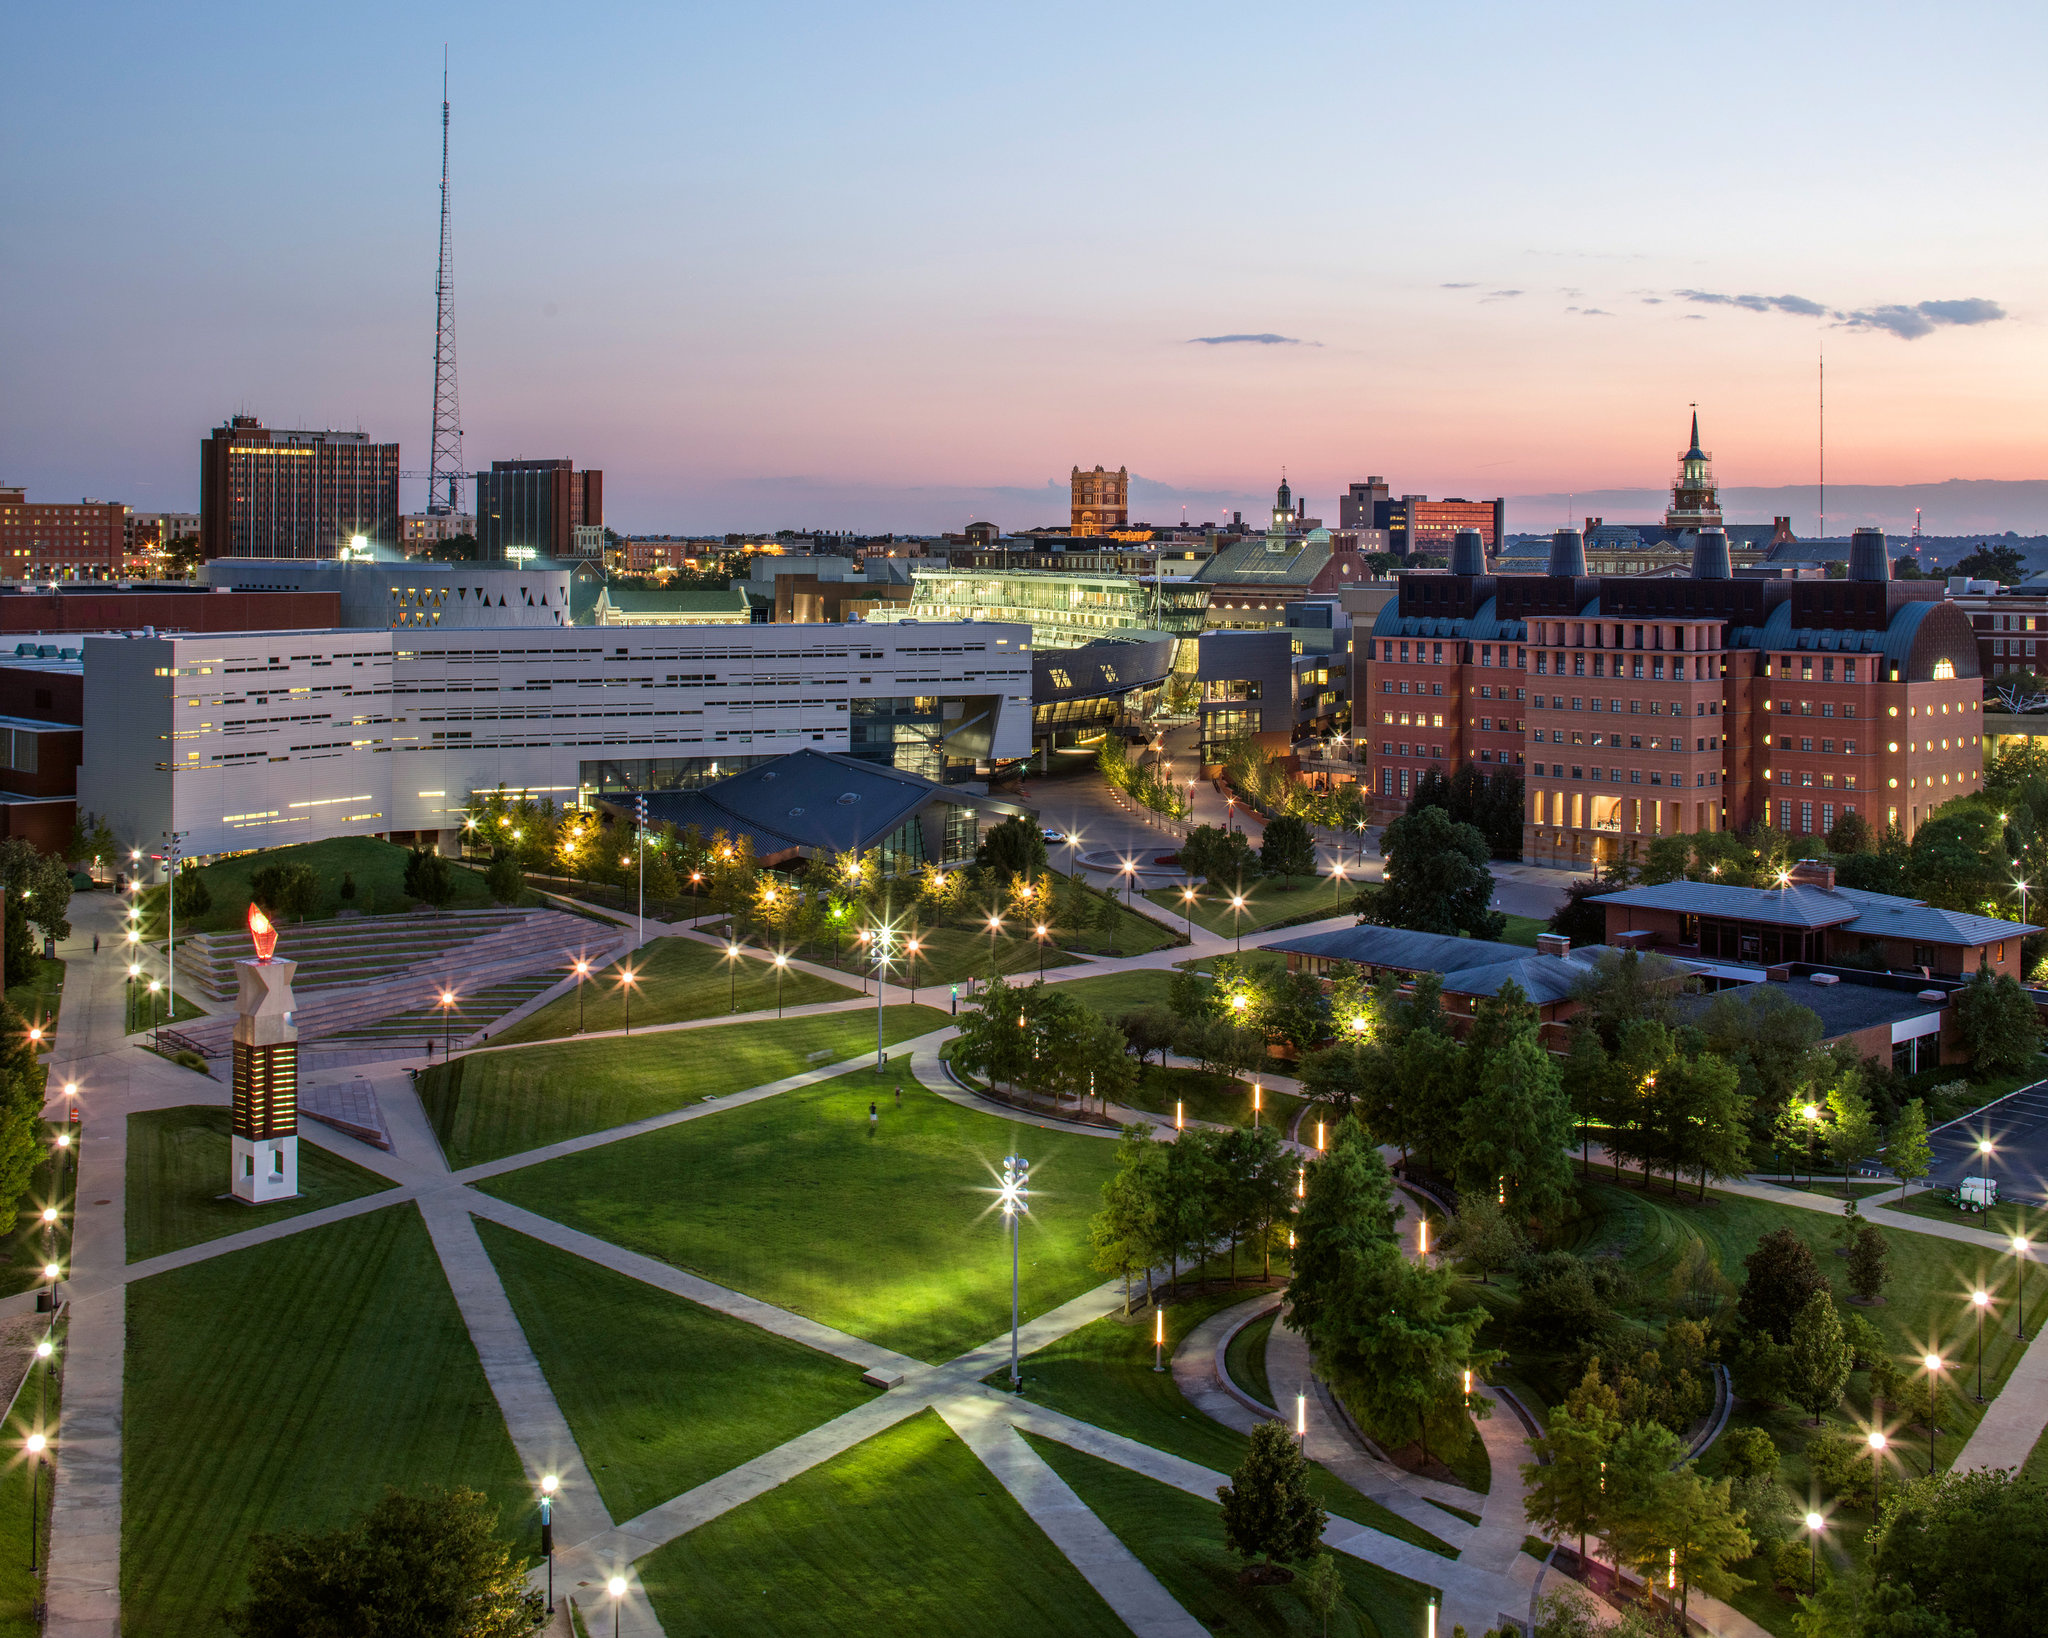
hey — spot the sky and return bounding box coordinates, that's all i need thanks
[4,0,2045,536]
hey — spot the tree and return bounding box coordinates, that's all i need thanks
[0,837,71,985]
[0,998,48,1210]
[1180,824,1259,887]
[1892,554,1925,580]
[1952,963,2043,1076]
[248,859,321,923]
[1442,1190,1522,1284]
[403,847,455,909]
[1217,1420,1328,1583]
[1117,1006,1177,1067]
[1265,969,1331,1057]
[1094,889,1120,956]
[1153,1129,1224,1290]
[1909,802,2012,914]
[1597,1419,1688,1591]
[1740,1227,1829,1345]
[1456,982,1577,1227]
[1661,1467,1756,1622]
[975,814,1047,882]
[1699,984,1825,1119]
[484,850,523,905]
[66,809,118,867]
[1213,1123,1292,1280]
[1824,1072,1881,1196]
[1886,1098,1933,1202]
[1547,872,1620,948]
[1521,1399,1620,1566]
[223,1485,543,1638]
[1862,1467,2048,1638]
[1090,1126,1164,1310]
[1788,1291,1853,1425]
[1953,541,2029,584]
[1827,809,1874,855]
[172,871,213,919]
[1294,1551,1342,1637]
[1654,1050,1752,1199]
[1364,805,1504,940]
[1848,1222,1892,1303]
[1286,1119,1399,1343]
[1260,814,1316,886]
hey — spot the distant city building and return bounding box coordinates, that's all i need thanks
[1340,477,1504,557]
[202,558,571,630]
[0,488,129,579]
[610,536,728,575]
[1070,465,1128,535]
[199,416,401,560]
[124,510,202,567]
[475,459,602,560]
[1195,480,1374,627]
[401,513,476,550]
[588,585,755,626]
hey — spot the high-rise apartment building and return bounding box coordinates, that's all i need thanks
[0,488,127,578]
[1070,466,1128,535]
[199,416,400,560]
[1340,477,1504,557]
[1360,528,1986,864]
[476,459,602,560]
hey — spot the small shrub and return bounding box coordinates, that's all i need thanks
[338,871,356,902]
[173,1050,207,1073]
[1773,1535,1819,1594]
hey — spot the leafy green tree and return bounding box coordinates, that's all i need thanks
[1090,1126,1164,1310]
[65,809,119,867]
[223,1485,542,1638]
[1568,949,1684,1047]
[1217,1420,1328,1582]
[1286,1119,1399,1343]
[1297,1040,1372,1117]
[0,837,71,984]
[249,859,321,923]
[1094,889,1120,955]
[1886,1098,1933,1201]
[1952,963,2043,1076]
[1545,872,1617,948]
[1662,1467,1756,1622]
[1699,983,1826,1125]
[1442,1190,1522,1284]
[1655,1049,1752,1199]
[1953,541,2029,584]
[1740,1226,1829,1345]
[1154,1129,1223,1291]
[1521,1399,1620,1566]
[1116,1005,1177,1067]
[1294,1550,1342,1636]
[0,998,47,1209]
[1260,814,1317,886]
[1213,1123,1292,1280]
[1180,824,1259,886]
[1863,1468,2048,1638]
[953,974,1033,1089]
[1593,1418,1688,1590]
[1455,981,1576,1227]
[403,847,455,908]
[172,870,213,919]
[1909,802,2012,913]
[1172,1017,1264,1081]
[1827,809,1874,854]
[1265,969,1331,1057]
[1824,1071,1881,1196]
[975,813,1048,882]
[1848,1222,1892,1303]
[484,850,523,905]
[1364,805,1504,939]
[1788,1290,1854,1425]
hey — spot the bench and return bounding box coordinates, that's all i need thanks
[804,1048,835,1065]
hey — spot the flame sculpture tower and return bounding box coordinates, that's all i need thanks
[231,905,299,1203]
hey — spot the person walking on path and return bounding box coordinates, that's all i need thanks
[92,934,98,954]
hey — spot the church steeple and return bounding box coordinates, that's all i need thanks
[1686,409,1703,459]
[1666,407,1722,531]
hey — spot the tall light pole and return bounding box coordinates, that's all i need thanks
[725,940,742,1012]
[2017,1237,2032,1339]
[873,922,895,1070]
[773,951,789,1018]
[608,1575,626,1638]
[162,829,185,1023]
[634,793,648,944]
[572,959,590,1034]
[25,1432,46,1571]
[904,938,920,1006]
[1180,884,1198,939]
[1000,1155,1030,1389]
[616,966,638,1036]
[1924,1354,1944,1474]
[1869,1430,1887,1516]
[1119,857,1136,906]
[1805,1511,1824,1595]
[538,1474,557,1613]
[1034,923,1049,978]
[1973,1288,1991,1401]
[1230,887,1247,952]
[438,987,457,1057]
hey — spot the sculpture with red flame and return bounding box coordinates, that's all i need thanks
[247,903,279,963]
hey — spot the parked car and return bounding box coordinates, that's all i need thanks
[1041,828,1068,844]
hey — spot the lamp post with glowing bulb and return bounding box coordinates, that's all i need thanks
[1230,886,1247,951]
[773,951,789,1018]
[1152,1304,1165,1373]
[1805,1512,1824,1594]
[725,940,742,1012]
[1000,1155,1030,1388]
[1033,923,1049,978]
[1924,1354,1944,1473]
[904,937,921,1005]
[538,1474,558,1611]
[2016,1237,2032,1339]
[608,1574,626,1638]
[1973,1288,1991,1400]
[1869,1430,1887,1515]
[1179,883,1198,939]
[26,1432,46,1571]
[617,966,638,1035]
[572,959,591,1034]
[437,988,457,1058]
[146,980,161,1043]
[1119,857,1136,906]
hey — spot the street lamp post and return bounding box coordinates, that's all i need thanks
[25,1433,46,1571]
[438,988,457,1057]
[538,1474,557,1612]
[773,952,789,1018]
[1119,858,1136,906]
[1034,923,1049,977]
[904,938,921,1006]
[1805,1512,1824,1595]
[1000,1154,1030,1389]
[617,966,638,1036]
[608,1575,626,1638]
[873,923,894,1071]
[985,912,1002,976]
[1869,1430,1887,1515]
[1180,884,1198,939]
[2016,1238,2032,1339]
[1229,888,1247,952]
[572,959,590,1034]
[726,941,742,1012]
[147,979,161,1043]
[1924,1355,1944,1474]
[635,793,647,945]
[1973,1288,1991,1401]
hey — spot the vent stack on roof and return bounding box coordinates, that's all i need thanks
[1849,528,1891,583]
[1547,529,1587,576]
[1450,529,1487,576]
[1789,859,1837,891]
[1690,528,1733,580]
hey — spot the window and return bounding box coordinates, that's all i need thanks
[1934,658,1956,680]
[1845,740,1856,755]
[1801,737,1813,752]
[1821,739,1834,753]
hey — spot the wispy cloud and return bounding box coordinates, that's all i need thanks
[1567,306,1615,317]
[1188,332,1315,346]
[1483,289,1523,301]
[1440,281,1477,289]
[1674,288,2006,339]
[1841,297,2006,339]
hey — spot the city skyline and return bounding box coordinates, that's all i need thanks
[3,1,2044,533]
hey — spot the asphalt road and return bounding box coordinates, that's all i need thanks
[1928,1079,2048,1206]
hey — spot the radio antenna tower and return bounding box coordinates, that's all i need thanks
[427,53,464,516]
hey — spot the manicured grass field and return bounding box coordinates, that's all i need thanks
[4,957,62,1034]
[124,1107,398,1264]
[1224,1308,1279,1413]
[1002,1284,1456,1559]
[0,1318,62,1637]
[137,835,496,935]
[634,1408,1128,1638]
[1146,874,1358,938]
[1025,1434,1436,1638]
[478,1065,1122,1363]
[1041,968,1175,1014]
[474,1218,878,1520]
[421,1004,949,1169]
[1122,1062,1306,1134]
[122,1205,530,1634]
[1498,914,1546,947]
[489,936,861,1046]
[123,983,206,1034]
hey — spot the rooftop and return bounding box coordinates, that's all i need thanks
[1593,879,2037,945]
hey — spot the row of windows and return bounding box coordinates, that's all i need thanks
[1775,736,1859,754]
[1535,652,1712,680]
[1766,655,1867,681]
[1773,699,1859,718]
[1533,764,1721,787]
[1530,694,1719,717]
[1776,771,1860,788]
[1384,743,1445,760]
[1533,730,1719,752]
[1383,680,1447,696]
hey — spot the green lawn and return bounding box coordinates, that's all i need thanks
[1225,1308,1279,1413]
[421,1004,949,1169]
[489,936,861,1046]
[4,957,62,1033]
[0,1318,62,1637]
[137,835,497,935]
[1001,1283,1457,1559]
[122,982,206,1035]
[1499,914,1546,947]
[474,1218,878,1521]
[1041,968,1175,1015]
[634,1408,1128,1638]
[122,1205,531,1635]
[1024,1434,1436,1638]
[800,916,1168,989]
[1886,1192,2048,1237]
[124,1107,399,1264]
[1122,1062,1306,1134]
[1146,874,1358,938]
[479,1065,1121,1363]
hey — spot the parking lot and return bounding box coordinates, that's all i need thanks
[1927,1079,2048,1205]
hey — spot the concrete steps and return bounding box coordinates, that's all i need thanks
[173,909,538,1000]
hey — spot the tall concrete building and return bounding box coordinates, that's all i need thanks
[1070,465,1128,535]
[477,459,601,560]
[199,416,401,560]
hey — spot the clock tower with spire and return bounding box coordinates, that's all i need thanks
[1665,410,1724,532]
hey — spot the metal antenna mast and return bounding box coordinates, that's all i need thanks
[428,54,464,515]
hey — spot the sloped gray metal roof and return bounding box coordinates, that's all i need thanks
[1591,881,1866,928]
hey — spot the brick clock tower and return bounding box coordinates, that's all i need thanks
[231,906,299,1203]
[1070,465,1128,535]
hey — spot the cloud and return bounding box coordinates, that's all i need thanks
[1188,332,1314,346]
[1567,306,1615,316]
[1841,297,2006,339]
[1440,282,1477,289]
[1487,289,1523,298]
[1674,288,2006,339]
[1641,296,1664,305]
